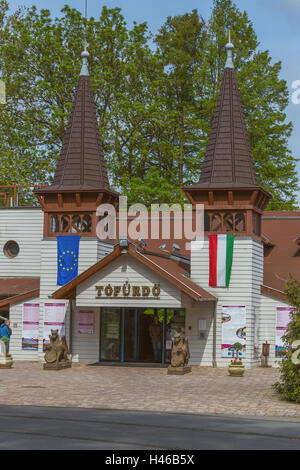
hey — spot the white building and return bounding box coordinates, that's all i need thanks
[0,41,297,368]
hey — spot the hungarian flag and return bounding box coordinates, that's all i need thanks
[209,234,234,287]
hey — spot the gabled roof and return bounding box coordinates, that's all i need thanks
[262,211,300,292]
[0,278,40,296]
[0,288,40,308]
[261,285,287,302]
[52,243,216,302]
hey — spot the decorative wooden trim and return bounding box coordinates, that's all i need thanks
[58,193,63,208]
[250,190,258,205]
[52,247,122,299]
[256,192,265,210]
[35,194,45,209]
[261,285,286,301]
[228,191,234,205]
[51,244,215,302]
[0,289,40,308]
[96,193,104,207]
[208,191,214,205]
[75,193,81,207]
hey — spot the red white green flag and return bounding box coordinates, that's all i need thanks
[209,234,234,287]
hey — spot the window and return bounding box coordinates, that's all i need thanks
[61,215,70,232]
[72,215,81,233]
[235,213,245,232]
[204,213,210,231]
[224,213,233,232]
[211,213,222,231]
[50,215,59,233]
[252,213,261,236]
[82,214,92,233]
[4,240,20,258]
[49,214,92,234]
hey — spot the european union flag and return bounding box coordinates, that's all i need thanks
[57,236,80,286]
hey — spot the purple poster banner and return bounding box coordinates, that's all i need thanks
[22,303,39,350]
[43,303,66,351]
[78,311,94,334]
[276,307,296,357]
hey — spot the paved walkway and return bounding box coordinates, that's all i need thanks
[0,362,298,418]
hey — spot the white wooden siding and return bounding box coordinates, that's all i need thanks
[184,295,215,366]
[37,237,99,360]
[71,306,100,362]
[9,295,40,361]
[0,208,43,276]
[76,254,182,308]
[190,237,264,367]
[97,239,114,261]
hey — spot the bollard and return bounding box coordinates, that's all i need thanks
[262,341,270,367]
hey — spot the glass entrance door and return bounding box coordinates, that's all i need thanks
[100,307,185,363]
[100,308,121,361]
[123,308,138,362]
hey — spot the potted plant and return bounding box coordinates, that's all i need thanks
[228,342,245,376]
[0,339,13,368]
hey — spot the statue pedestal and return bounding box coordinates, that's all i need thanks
[167,365,191,375]
[43,361,72,371]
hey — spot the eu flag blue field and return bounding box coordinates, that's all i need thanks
[57,235,80,286]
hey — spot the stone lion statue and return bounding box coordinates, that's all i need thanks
[170,332,190,368]
[44,329,69,366]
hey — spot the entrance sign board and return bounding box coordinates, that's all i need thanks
[96,283,161,300]
[22,303,39,350]
[221,306,246,358]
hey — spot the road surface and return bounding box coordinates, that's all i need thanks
[0,405,299,450]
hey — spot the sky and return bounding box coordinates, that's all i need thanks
[7,0,300,203]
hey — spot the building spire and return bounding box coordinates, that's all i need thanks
[80,45,89,76]
[225,28,234,69]
[80,1,89,76]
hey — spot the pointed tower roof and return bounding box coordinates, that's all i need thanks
[46,48,112,192]
[187,37,259,190]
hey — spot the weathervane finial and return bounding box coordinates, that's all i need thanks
[225,26,234,69]
[80,0,89,76]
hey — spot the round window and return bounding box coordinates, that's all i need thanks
[4,241,20,258]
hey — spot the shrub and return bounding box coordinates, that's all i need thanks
[273,277,300,402]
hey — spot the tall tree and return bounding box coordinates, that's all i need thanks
[155,10,207,190]
[0,0,297,208]
[206,0,298,209]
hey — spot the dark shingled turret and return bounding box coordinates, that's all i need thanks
[196,66,259,189]
[51,74,110,191]
[38,49,115,194]
[183,34,271,238]
[35,47,118,238]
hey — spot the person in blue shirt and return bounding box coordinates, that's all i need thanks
[0,320,12,353]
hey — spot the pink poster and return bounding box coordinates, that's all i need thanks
[276,307,295,357]
[78,311,94,334]
[43,303,66,350]
[22,303,40,350]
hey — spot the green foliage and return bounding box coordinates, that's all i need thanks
[0,0,297,208]
[273,277,300,402]
[232,342,243,351]
[230,360,243,366]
